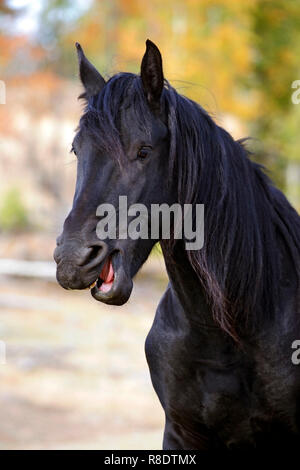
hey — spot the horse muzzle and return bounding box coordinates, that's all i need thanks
[53,238,109,290]
[54,239,133,305]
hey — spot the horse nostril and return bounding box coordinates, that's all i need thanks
[77,246,94,266]
[83,241,109,270]
[81,246,100,265]
[54,239,108,270]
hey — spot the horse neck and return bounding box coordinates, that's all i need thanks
[160,241,218,329]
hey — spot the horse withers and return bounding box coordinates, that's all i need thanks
[54,40,300,450]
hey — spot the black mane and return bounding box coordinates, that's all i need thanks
[79,73,300,340]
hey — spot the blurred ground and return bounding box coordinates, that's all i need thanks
[0,242,167,450]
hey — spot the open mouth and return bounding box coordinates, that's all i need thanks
[89,252,133,305]
[89,257,115,293]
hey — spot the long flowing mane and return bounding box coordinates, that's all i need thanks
[165,84,300,339]
[79,73,300,340]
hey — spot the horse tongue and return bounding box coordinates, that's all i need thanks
[99,259,114,293]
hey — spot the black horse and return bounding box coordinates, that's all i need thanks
[54,40,300,449]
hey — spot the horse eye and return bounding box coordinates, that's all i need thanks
[137,147,150,159]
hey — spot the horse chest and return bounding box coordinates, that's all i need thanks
[148,330,245,440]
[145,316,300,447]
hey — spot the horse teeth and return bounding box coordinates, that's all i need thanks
[89,281,96,289]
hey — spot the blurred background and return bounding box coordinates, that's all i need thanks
[0,0,300,450]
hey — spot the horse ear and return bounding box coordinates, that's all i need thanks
[76,42,105,98]
[141,39,164,109]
